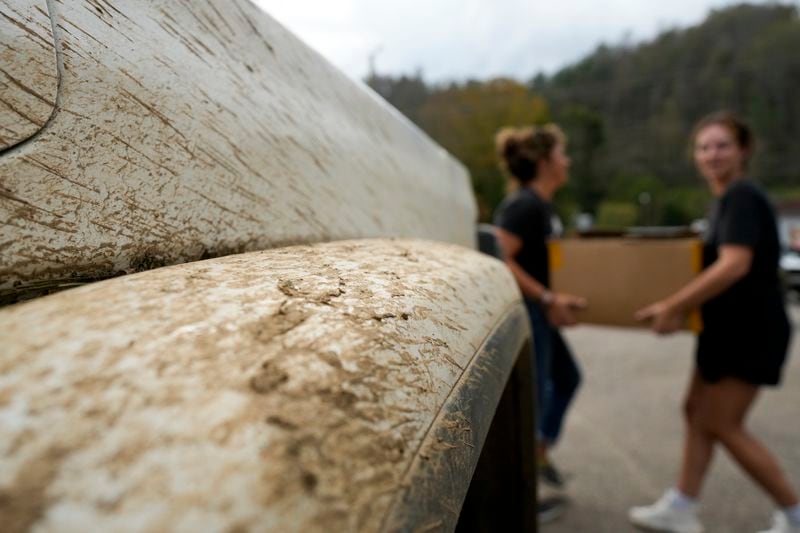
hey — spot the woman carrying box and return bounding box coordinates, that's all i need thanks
[631,111,799,533]
[493,124,586,492]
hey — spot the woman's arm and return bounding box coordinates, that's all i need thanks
[495,228,586,326]
[495,228,548,300]
[635,244,753,334]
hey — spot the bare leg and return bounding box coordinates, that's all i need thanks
[677,370,716,498]
[697,378,799,507]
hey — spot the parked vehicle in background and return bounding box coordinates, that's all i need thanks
[780,248,800,293]
[775,202,800,294]
[0,1,535,531]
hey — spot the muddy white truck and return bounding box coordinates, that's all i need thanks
[1,1,537,531]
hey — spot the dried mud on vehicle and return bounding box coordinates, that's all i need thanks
[1,239,525,532]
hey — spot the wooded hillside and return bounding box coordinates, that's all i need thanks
[367,3,800,226]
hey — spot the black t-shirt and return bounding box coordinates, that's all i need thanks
[698,180,790,385]
[702,180,785,330]
[493,187,553,288]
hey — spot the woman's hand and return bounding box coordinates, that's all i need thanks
[635,300,684,334]
[634,245,752,336]
[547,293,587,327]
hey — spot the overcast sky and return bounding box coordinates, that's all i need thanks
[252,0,796,82]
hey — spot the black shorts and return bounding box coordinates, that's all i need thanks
[696,315,791,386]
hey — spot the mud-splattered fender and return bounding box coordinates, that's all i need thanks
[0,238,529,533]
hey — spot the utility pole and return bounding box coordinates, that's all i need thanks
[368,45,383,78]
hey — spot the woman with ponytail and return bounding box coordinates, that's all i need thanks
[493,124,587,492]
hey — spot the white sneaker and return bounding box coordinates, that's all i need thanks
[758,512,800,533]
[629,491,704,533]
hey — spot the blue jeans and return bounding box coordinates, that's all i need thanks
[525,299,581,446]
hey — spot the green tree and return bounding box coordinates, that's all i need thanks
[537,3,800,195]
[556,104,606,214]
[365,71,429,126]
[417,79,550,220]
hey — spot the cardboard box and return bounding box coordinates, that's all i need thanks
[548,238,703,330]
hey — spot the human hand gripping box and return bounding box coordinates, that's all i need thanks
[548,238,703,331]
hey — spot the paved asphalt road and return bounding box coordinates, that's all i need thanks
[541,305,800,533]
